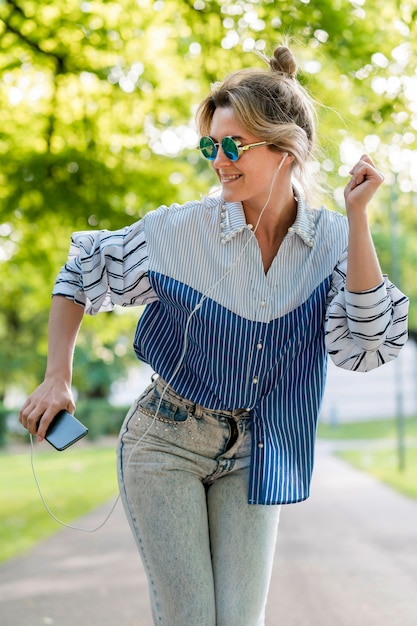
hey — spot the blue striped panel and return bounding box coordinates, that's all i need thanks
[133,272,331,504]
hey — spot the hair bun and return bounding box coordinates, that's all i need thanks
[269,46,297,78]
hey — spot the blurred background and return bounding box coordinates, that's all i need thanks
[0,0,416,561]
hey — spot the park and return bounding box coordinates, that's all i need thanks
[1,0,417,624]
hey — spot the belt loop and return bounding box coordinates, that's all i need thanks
[194,404,203,419]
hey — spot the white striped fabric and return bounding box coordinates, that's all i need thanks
[52,195,409,504]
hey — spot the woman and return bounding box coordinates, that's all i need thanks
[20,45,408,625]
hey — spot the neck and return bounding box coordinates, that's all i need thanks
[243,186,297,240]
[246,190,298,274]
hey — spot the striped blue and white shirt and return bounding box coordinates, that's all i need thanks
[53,195,409,504]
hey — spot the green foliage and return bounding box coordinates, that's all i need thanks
[3,398,129,446]
[75,399,129,439]
[71,310,140,399]
[0,446,118,563]
[0,405,8,447]
[1,0,416,404]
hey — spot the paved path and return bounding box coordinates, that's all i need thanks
[1,442,417,625]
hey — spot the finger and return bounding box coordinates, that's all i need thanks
[19,396,34,423]
[19,400,40,430]
[359,153,375,167]
[36,400,76,440]
[349,154,383,179]
[25,405,50,436]
[348,154,376,175]
[20,399,61,437]
[349,161,384,190]
[35,412,56,440]
[347,168,366,190]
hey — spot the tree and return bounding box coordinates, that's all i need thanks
[1,0,416,401]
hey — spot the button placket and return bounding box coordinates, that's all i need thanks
[247,324,268,401]
[256,297,270,323]
[252,412,265,452]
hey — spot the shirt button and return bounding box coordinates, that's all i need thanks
[256,342,263,350]
[259,300,266,308]
[252,376,258,384]
[258,441,264,449]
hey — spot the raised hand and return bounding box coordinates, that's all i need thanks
[344,154,385,214]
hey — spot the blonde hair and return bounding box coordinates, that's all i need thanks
[196,45,320,202]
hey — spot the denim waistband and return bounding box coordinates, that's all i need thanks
[154,376,251,421]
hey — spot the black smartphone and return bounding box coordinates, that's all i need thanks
[45,410,88,451]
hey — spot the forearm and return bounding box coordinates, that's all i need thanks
[45,295,85,383]
[345,210,383,292]
[19,296,85,438]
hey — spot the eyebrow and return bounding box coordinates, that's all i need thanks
[210,134,244,142]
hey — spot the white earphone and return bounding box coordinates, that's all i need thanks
[30,148,294,533]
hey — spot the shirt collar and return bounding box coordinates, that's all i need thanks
[219,192,316,248]
[287,194,315,248]
[220,201,250,244]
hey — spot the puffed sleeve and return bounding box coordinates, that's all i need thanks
[324,249,409,371]
[52,219,158,315]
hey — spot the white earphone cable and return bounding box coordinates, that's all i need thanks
[121,153,289,474]
[30,153,289,532]
[29,433,120,532]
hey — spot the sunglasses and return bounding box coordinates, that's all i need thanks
[198,136,270,162]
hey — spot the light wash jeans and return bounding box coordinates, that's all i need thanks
[117,377,281,626]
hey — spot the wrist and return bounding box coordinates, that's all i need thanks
[346,203,368,218]
[346,209,370,231]
[44,368,72,386]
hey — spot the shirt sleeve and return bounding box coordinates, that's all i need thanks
[52,219,158,315]
[324,249,409,371]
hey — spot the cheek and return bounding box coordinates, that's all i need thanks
[259,160,282,183]
[247,164,274,184]
[212,164,222,178]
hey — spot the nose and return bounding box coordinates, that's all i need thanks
[212,144,231,167]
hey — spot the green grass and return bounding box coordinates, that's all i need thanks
[337,447,417,502]
[317,416,417,441]
[318,416,417,502]
[0,445,118,564]
[3,418,417,565]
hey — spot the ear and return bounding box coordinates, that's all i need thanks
[282,152,295,165]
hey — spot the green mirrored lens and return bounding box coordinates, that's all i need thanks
[200,136,217,160]
[221,137,239,161]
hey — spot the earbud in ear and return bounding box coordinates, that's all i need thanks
[276,152,289,172]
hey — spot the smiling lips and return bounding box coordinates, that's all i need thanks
[220,174,241,182]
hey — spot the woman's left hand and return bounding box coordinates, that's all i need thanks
[344,154,384,215]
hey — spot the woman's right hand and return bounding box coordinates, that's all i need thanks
[19,378,76,441]
[19,295,84,441]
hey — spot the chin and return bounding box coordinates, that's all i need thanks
[221,188,241,203]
